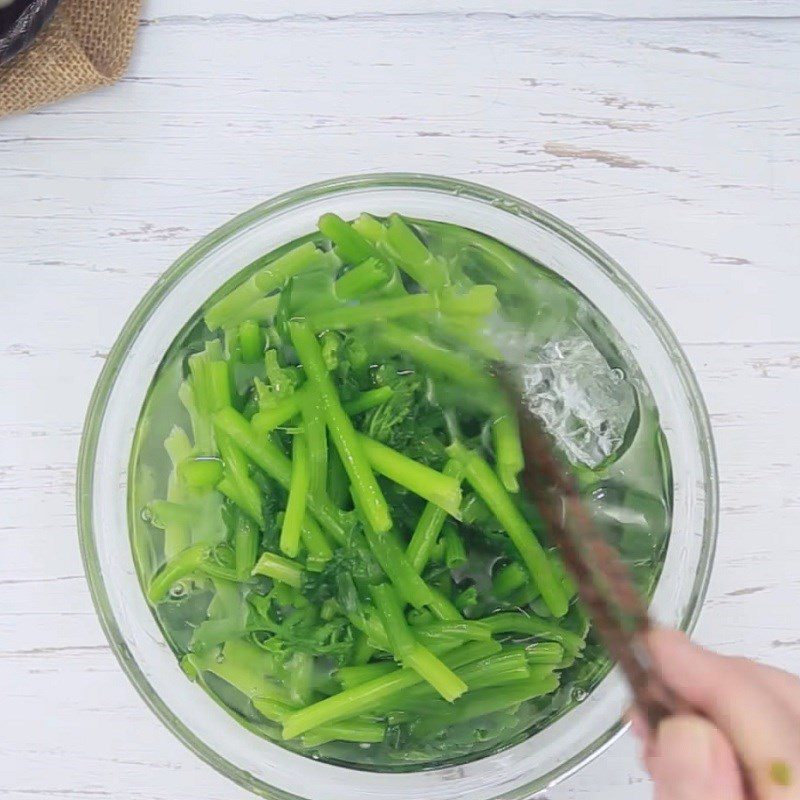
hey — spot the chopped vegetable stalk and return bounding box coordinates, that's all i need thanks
[318,213,379,265]
[233,509,259,577]
[439,284,498,316]
[286,651,314,706]
[426,588,462,622]
[212,406,348,544]
[384,214,449,292]
[351,631,375,665]
[342,386,393,416]
[264,349,298,399]
[164,426,193,467]
[218,435,264,527]
[326,447,350,510]
[351,212,387,244]
[183,637,280,698]
[455,585,478,613]
[203,359,232,412]
[400,644,467,704]
[251,389,306,434]
[300,719,386,747]
[320,597,340,621]
[436,315,503,360]
[146,499,199,529]
[180,342,231,455]
[357,433,462,518]
[492,411,525,493]
[213,407,292,483]
[442,522,467,569]
[281,640,500,739]
[309,293,432,332]
[353,499,458,618]
[280,433,309,558]
[481,612,585,656]
[406,459,465,573]
[253,246,340,295]
[492,561,529,599]
[352,606,470,657]
[414,620,492,645]
[198,557,244,584]
[378,324,495,394]
[163,426,193,558]
[301,397,327,498]
[447,650,532,691]
[337,662,397,691]
[447,441,569,618]
[218,434,252,488]
[205,243,338,330]
[365,609,475,659]
[371,583,467,702]
[299,516,334,570]
[290,319,392,534]
[178,380,214,456]
[238,320,264,363]
[334,257,391,300]
[524,642,565,665]
[252,551,304,588]
[179,456,224,489]
[252,697,298,723]
[187,620,246,657]
[252,386,394,435]
[413,673,560,737]
[147,544,208,603]
[319,330,340,371]
[217,476,263,528]
[222,295,279,329]
[390,651,532,713]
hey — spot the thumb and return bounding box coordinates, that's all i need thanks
[645,715,746,800]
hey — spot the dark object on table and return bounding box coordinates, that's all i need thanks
[499,366,679,732]
[0,0,60,67]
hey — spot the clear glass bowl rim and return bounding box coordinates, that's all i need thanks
[77,172,718,798]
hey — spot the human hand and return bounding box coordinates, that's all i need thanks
[632,628,800,799]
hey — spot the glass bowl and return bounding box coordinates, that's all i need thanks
[78,173,717,800]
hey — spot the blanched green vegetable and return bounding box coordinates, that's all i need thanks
[447,441,570,618]
[290,319,393,535]
[279,433,309,558]
[131,210,671,770]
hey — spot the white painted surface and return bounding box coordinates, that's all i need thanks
[1,2,799,798]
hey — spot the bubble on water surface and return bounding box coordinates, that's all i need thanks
[168,581,188,600]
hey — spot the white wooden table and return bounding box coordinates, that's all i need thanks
[2,2,799,798]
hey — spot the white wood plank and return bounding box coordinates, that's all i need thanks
[142,1,800,20]
[1,4,798,799]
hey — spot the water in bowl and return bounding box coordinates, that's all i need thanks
[129,214,671,770]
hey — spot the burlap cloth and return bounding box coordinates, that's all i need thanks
[0,0,140,116]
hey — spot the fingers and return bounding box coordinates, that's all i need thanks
[646,715,746,800]
[648,629,800,798]
[743,660,800,721]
